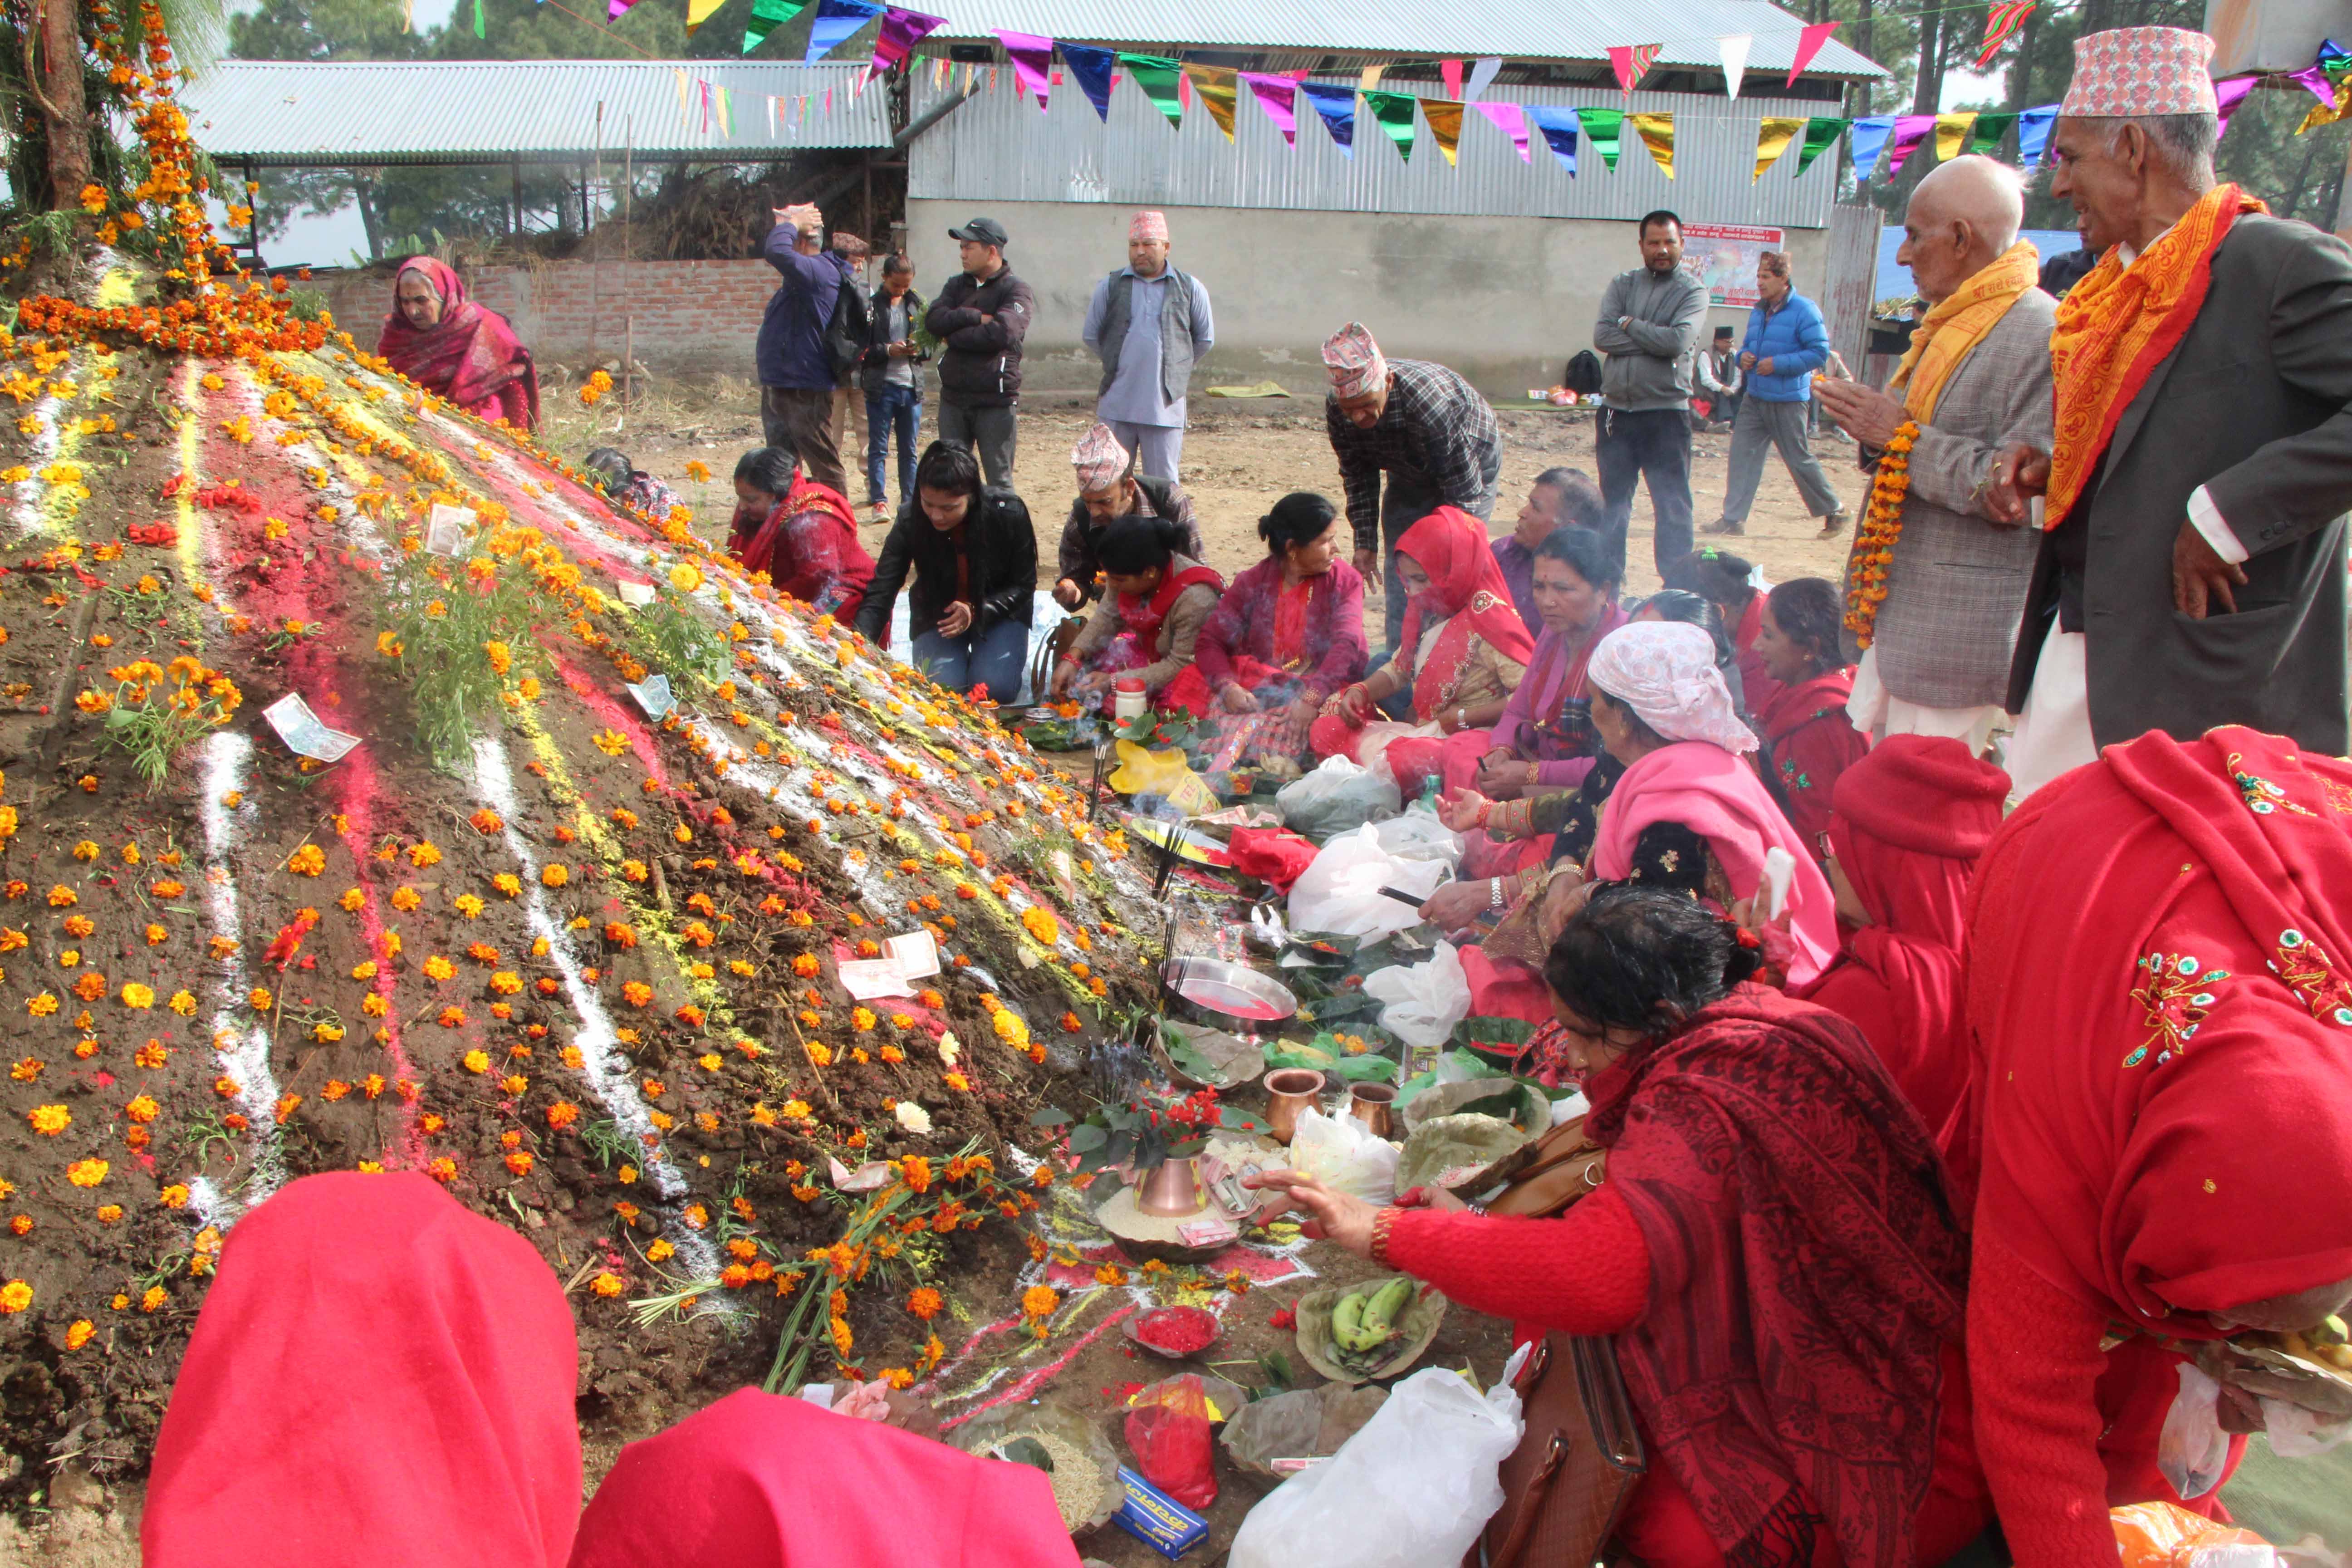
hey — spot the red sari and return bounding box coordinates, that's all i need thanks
[1731,592,1781,715]
[375,258,540,430]
[1756,668,1868,858]
[733,476,874,621]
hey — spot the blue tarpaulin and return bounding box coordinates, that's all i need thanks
[1876,227,2085,303]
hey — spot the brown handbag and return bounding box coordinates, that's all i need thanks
[1479,1115,1607,1219]
[1469,1333,1646,1568]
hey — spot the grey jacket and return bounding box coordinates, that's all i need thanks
[1850,286,2055,709]
[1068,554,1220,693]
[2004,214,2352,755]
[1088,268,1208,405]
[1592,266,1709,412]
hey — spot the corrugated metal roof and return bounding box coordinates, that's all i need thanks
[913,0,1885,78]
[178,59,893,164]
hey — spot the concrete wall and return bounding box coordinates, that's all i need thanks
[906,197,1826,399]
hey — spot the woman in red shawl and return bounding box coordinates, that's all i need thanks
[728,444,873,621]
[1250,886,1984,1568]
[1664,547,1778,715]
[375,257,540,430]
[142,1172,583,1568]
[1795,734,2007,1136]
[1750,578,1867,858]
[1959,727,2352,1566]
[1051,513,1224,717]
[1312,505,1533,787]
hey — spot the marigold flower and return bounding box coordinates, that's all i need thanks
[622,981,653,1007]
[592,1271,625,1298]
[546,1101,580,1130]
[0,1280,31,1314]
[48,885,77,907]
[541,863,568,887]
[494,873,523,897]
[28,1103,69,1134]
[26,992,58,1017]
[65,1318,94,1349]
[1020,1284,1059,1318]
[391,885,422,912]
[120,982,156,1009]
[407,841,442,868]
[437,1006,466,1027]
[285,844,325,877]
[159,1183,190,1208]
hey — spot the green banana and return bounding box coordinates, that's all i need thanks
[2313,1314,2350,1348]
[1331,1291,1367,1349]
[1362,1278,1413,1337]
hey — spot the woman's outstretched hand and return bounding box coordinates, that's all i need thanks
[1242,1170,1379,1259]
[1437,787,1489,834]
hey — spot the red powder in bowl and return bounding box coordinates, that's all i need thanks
[1133,1306,1219,1354]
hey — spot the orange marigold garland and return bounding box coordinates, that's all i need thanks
[1843,421,1918,650]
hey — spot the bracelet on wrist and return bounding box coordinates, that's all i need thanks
[1370,1205,1402,1265]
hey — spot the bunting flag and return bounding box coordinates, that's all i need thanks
[1119,53,1185,129]
[2211,74,2256,137]
[1794,114,1848,174]
[1788,20,1837,85]
[1976,0,2035,67]
[1752,115,1803,180]
[472,0,485,38]
[1577,106,1625,170]
[1934,111,1976,162]
[716,84,733,135]
[1362,89,1419,160]
[1298,80,1356,155]
[1178,69,1191,108]
[2324,36,2352,79]
[1240,71,1299,144]
[1848,114,1896,181]
[2295,76,2349,134]
[673,65,691,117]
[1719,33,1750,98]
[1357,63,1385,93]
[2289,61,2337,104]
[821,85,832,113]
[1628,111,1674,177]
[1608,44,1661,94]
[1471,99,1530,162]
[1885,113,1937,174]
[1439,58,1463,99]
[931,55,948,87]
[1465,56,1502,101]
[804,0,882,64]
[1422,98,1465,164]
[1528,104,1578,174]
[740,0,802,48]
[1062,42,1115,120]
[870,6,943,74]
[766,93,776,135]
[2016,105,2056,167]
[1187,64,1240,140]
[685,0,724,32]
[1967,111,2017,155]
[993,28,1054,109]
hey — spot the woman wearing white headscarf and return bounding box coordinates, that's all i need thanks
[1437,621,1839,1019]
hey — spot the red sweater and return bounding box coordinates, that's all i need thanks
[1382,1183,1651,1334]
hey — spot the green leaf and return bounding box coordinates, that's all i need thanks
[1455,1090,1524,1122]
[993,1436,1056,1472]
[1065,1123,1107,1153]
[1029,1106,1073,1127]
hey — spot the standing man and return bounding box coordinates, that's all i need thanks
[1081,211,1214,482]
[827,231,872,499]
[1815,155,2054,756]
[1592,211,1708,580]
[1490,466,1607,637]
[756,203,852,495]
[925,216,1032,487]
[1056,422,1204,608]
[1988,26,2352,802]
[1322,322,1503,651]
[1707,251,1849,540]
[859,253,926,522]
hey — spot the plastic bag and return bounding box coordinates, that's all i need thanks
[1221,1385,1390,1476]
[1124,1373,1218,1510]
[1288,825,1449,941]
[2261,1395,2352,1458]
[2112,1501,2276,1568]
[1108,740,1217,816]
[1276,756,1402,842]
[1286,1106,1399,1205]
[1363,941,1473,1053]
[1370,802,1465,864]
[2158,1362,2231,1501]
[1227,1366,1522,1568]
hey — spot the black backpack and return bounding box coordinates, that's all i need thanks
[1563,349,1603,396]
[824,267,872,380]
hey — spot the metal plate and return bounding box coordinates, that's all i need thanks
[1161,956,1297,1030]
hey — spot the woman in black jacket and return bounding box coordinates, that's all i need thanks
[852,441,1038,703]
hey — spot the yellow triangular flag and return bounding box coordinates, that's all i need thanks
[1752,117,1803,181]
[1421,98,1464,165]
[2299,78,2352,133]
[1357,62,1385,93]
[1629,111,1675,179]
[1186,64,1240,141]
[686,0,724,33]
[1934,112,1976,163]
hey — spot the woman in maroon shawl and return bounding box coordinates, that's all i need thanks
[1251,886,1983,1568]
[1958,727,2352,1567]
[1195,491,1369,767]
[1751,578,1867,858]
[729,444,873,621]
[376,257,540,430]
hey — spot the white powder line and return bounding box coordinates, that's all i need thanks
[188,730,284,1227]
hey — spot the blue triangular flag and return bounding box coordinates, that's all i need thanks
[1062,42,1115,121]
[1848,115,1896,182]
[1298,81,1356,157]
[2016,105,2058,169]
[1527,105,1579,176]
[804,0,882,64]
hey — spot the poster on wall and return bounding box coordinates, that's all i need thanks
[1682,223,1787,307]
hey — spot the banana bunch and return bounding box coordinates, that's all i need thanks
[1328,1278,1414,1371]
[2282,1315,2352,1375]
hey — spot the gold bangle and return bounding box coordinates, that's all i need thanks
[1370,1205,1402,1266]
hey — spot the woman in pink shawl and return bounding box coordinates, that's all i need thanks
[376,257,540,431]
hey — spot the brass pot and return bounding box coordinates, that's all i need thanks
[1348,1082,1398,1141]
[1264,1068,1327,1145]
[1135,1154,1209,1217]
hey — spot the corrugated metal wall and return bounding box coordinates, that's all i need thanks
[909,74,1841,228]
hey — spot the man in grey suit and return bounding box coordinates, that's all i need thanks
[1990,26,2352,799]
[1817,156,2053,756]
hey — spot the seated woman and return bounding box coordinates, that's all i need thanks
[1959,727,2352,1567]
[727,444,874,622]
[583,446,681,520]
[1309,505,1531,786]
[374,257,539,431]
[1751,577,1868,855]
[1793,735,2006,1135]
[1194,492,1367,769]
[1662,547,1773,712]
[1050,514,1223,716]
[1249,886,1982,1568]
[1635,588,1749,716]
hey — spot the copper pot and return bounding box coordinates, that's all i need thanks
[1135,1155,1209,1217]
[1263,1068,1326,1145]
[1348,1082,1398,1141]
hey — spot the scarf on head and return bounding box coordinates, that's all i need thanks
[1588,620,1755,755]
[1117,555,1223,647]
[1890,238,2043,423]
[1394,507,1536,720]
[375,257,541,431]
[2043,184,2265,530]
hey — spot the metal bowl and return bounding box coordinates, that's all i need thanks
[1160,956,1298,1033]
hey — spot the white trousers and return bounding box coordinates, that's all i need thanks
[2002,629,2099,806]
[1846,647,2009,756]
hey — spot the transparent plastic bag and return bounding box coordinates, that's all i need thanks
[1362,942,1473,1053]
[1276,756,1402,842]
[1286,1106,1399,1205]
[1287,825,1449,941]
[1125,1373,1218,1510]
[2157,1362,2231,1502]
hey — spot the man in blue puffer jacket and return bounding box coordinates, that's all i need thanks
[1705,251,1851,539]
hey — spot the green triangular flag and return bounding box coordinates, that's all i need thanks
[1577,107,1624,171]
[1362,89,1419,160]
[1794,116,1849,175]
[472,0,485,37]
[1966,112,2018,157]
[1117,53,1185,129]
[742,0,808,55]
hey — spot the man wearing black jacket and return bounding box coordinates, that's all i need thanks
[853,440,1038,703]
[924,217,1033,485]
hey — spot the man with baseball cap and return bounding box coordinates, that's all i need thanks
[924,216,1034,485]
[1080,211,1215,482]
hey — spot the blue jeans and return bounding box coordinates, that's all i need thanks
[865,385,921,507]
[911,616,1029,703]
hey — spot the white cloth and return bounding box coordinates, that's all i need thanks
[2002,629,2099,805]
[1847,647,2006,755]
[1588,621,1757,755]
[2186,483,2246,564]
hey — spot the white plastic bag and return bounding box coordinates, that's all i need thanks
[2262,1395,2352,1458]
[1363,941,1473,1054]
[2158,1362,2231,1501]
[1228,1365,1523,1568]
[1371,802,1464,863]
[1288,825,1449,940]
[1286,1106,1400,1205]
[1276,755,1402,842]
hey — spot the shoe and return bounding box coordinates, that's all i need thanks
[1701,517,1744,536]
[867,500,892,523]
[1819,512,1850,539]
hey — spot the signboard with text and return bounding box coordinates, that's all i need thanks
[1682,223,1788,308]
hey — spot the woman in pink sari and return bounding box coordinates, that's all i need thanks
[376,257,540,431]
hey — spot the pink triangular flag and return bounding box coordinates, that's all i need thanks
[1788,21,1837,85]
[1239,71,1298,145]
[991,28,1053,111]
[1178,69,1191,108]
[1440,58,1464,99]
[1471,99,1529,162]
[823,86,833,113]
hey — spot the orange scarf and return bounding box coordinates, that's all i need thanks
[2043,182,2266,531]
[1890,239,2041,423]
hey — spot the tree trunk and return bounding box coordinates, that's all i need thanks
[29,0,90,209]
[2283,139,2322,222]
[353,171,385,260]
[1855,0,1876,113]
[1912,10,1944,116]
[2008,6,2040,109]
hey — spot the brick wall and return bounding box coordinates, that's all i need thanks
[320,258,780,376]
